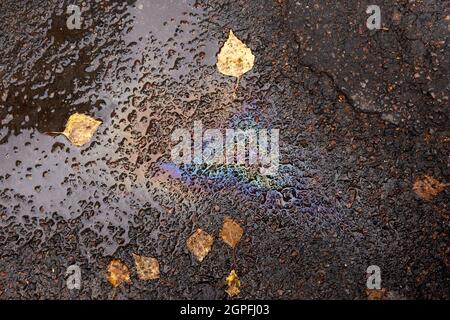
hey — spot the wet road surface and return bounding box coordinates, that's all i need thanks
[0,0,449,299]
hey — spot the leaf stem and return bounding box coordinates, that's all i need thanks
[233,77,240,98]
[44,132,63,135]
[231,247,237,270]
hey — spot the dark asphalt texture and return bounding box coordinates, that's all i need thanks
[0,0,449,299]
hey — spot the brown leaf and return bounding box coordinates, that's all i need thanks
[366,288,387,300]
[216,30,255,79]
[133,254,160,281]
[225,269,241,297]
[186,229,214,262]
[413,175,449,201]
[220,217,243,248]
[50,113,102,146]
[107,259,131,287]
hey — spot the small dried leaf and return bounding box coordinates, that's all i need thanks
[107,259,131,287]
[220,217,243,248]
[217,30,255,79]
[61,113,102,146]
[225,269,241,297]
[186,228,214,262]
[133,254,160,281]
[366,288,387,300]
[413,175,448,201]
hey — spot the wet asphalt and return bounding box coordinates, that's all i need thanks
[0,0,449,299]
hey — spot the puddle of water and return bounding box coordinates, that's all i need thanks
[0,0,309,257]
[0,0,219,256]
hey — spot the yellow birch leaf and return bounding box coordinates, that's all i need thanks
[55,113,102,146]
[132,254,160,281]
[225,269,241,297]
[220,217,243,248]
[186,228,214,262]
[107,259,131,287]
[366,288,387,300]
[413,175,449,201]
[217,30,255,79]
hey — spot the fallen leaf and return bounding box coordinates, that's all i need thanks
[220,217,243,248]
[107,259,131,287]
[366,288,387,300]
[225,269,241,297]
[186,228,214,262]
[216,30,255,81]
[51,113,102,146]
[132,254,160,281]
[413,175,449,201]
